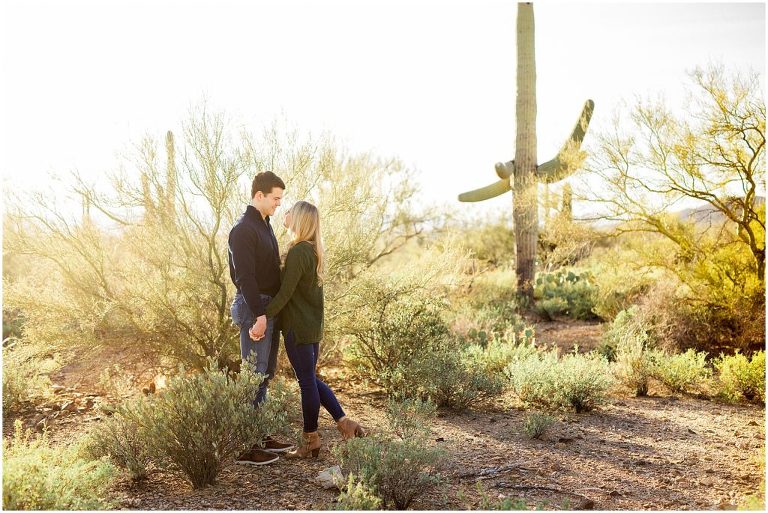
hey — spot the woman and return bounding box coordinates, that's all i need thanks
[257,200,365,458]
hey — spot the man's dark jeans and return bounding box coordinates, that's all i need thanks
[231,293,279,406]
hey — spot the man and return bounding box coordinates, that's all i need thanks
[228,171,294,465]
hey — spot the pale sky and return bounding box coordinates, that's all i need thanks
[1,0,765,219]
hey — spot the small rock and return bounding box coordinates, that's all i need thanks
[489,417,496,423]
[557,437,573,443]
[608,490,621,498]
[747,420,758,426]
[734,430,741,437]
[52,385,66,394]
[555,442,567,449]
[435,437,445,442]
[687,428,697,435]
[717,500,737,510]
[315,465,344,490]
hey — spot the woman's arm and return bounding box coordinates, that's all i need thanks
[265,244,311,318]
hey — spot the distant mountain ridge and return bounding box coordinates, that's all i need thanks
[675,196,765,225]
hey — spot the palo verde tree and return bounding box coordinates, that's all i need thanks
[579,65,765,351]
[458,2,594,301]
[581,65,765,284]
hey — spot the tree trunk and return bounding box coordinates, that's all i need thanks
[514,2,538,301]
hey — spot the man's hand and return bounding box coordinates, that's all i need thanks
[249,315,267,341]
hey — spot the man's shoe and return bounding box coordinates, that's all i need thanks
[260,436,295,453]
[235,448,279,466]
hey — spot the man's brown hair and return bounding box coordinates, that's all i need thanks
[251,171,286,198]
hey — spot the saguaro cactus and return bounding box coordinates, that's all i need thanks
[458,2,594,301]
[165,130,177,218]
[561,182,573,222]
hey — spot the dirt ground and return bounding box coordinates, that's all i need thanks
[3,320,765,511]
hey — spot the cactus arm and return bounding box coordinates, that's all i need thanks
[537,99,595,184]
[458,179,511,202]
[495,160,514,179]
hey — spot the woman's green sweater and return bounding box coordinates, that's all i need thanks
[265,241,323,343]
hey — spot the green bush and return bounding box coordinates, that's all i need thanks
[523,412,555,439]
[584,246,657,321]
[506,350,613,412]
[452,268,525,340]
[652,348,712,394]
[133,359,289,488]
[3,420,118,510]
[612,333,662,397]
[607,308,662,396]
[2,345,57,414]
[533,269,597,320]
[343,278,451,393]
[335,473,383,510]
[333,399,445,509]
[715,350,765,403]
[82,399,152,481]
[407,350,505,410]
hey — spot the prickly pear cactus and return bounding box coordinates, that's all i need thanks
[458,3,594,301]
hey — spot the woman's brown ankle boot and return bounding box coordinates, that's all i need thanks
[286,431,321,458]
[336,416,366,440]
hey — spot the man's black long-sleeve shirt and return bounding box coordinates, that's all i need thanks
[228,205,281,318]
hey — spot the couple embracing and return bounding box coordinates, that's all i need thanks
[228,171,365,466]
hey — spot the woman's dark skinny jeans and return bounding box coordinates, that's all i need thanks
[283,330,345,432]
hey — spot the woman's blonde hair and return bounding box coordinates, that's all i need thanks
[285,200,324,285]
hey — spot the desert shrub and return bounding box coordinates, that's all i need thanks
[384,397,437,439]
[333,399,445,509]
[633,250,765,355]
[82,399,152,481]
[523,412,555,439]
[343,276,455,398]
[463,335,539,376]
[335,473,383,510]
[455,268,525,338]
[2,344,58,414]
[506,349,613,412]
[132,359,289,488]
[652,348,712,394]
[613,333,662,397]
[3,420,118,510]
[533,269,597,320]
[715,350,765,403]
[458,213,516,268]
[607,307,662,396]
[410,351,505,409]
[554,351,615,412]
[601,306,660,356]
[584,245,658,321]
[538,216,597,270]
